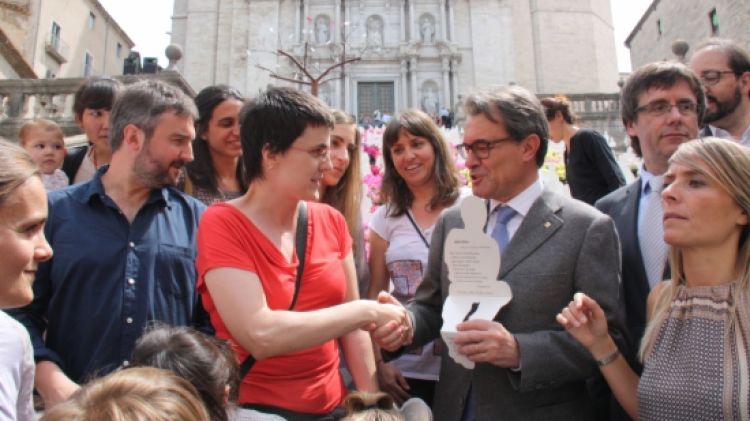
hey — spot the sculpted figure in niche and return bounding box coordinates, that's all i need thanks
[454,94,466,131]
[315,15,330,43]
[420,17,435,43]
[366,16,383,47]
[422,89,438,115]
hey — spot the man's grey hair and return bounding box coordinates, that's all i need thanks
[464,85,549,167]
[109,80,198,151]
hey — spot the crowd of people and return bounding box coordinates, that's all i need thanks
[0,36,748,421]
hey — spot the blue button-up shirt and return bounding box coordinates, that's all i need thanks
[10,166,206,383]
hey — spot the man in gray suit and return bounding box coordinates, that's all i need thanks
[373,85,625,421]
[594,61,703,420]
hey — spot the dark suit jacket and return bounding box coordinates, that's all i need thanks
[61,144,89,182]
[408,189,625,421]
[595,180,649,368]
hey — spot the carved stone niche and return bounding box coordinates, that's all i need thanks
[315,14,331,44]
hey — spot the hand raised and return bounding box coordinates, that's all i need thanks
[556,292,610,350]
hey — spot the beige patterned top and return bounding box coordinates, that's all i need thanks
[638,282,749,420]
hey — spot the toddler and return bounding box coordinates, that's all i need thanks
[18,119,68,191]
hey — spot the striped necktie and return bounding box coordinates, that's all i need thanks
[492,206,517,253]
[639,176,667,288]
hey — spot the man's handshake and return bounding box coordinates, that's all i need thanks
[365,291,414,352]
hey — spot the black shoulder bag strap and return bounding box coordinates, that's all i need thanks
[238,201,308,380]
[405,210,430,248]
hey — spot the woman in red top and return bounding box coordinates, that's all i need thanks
[196,87,409,419]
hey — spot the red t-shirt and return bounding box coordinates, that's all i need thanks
[196,202,353,414]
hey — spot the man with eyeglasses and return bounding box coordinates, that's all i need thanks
[688,38,750,148]
[594,61,703,420]
[372,85,625,421]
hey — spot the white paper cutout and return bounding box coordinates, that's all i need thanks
[440,196,513,369]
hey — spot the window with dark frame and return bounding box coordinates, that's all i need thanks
[83,52,94,76]
[709,8,719,35]
[88,11,96,29]
[656,19,662,38]
[50,21,61,50]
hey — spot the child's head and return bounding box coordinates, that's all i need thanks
[18,119,66,175]
[40,367,210,421]
[131,323,239,421]
[342,392,406,421]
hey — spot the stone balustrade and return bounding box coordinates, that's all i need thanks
[539,92,628,151]
[0,71,195,142]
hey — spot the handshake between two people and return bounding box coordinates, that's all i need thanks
[363,291,414,352]
[365,292,522,369]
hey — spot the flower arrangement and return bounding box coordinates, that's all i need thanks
[361,127,384,214]
[542,146,567,183]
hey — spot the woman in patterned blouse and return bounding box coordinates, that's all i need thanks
[557,137,750,420]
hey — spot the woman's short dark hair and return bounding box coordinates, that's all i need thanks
[186,85,247,194]
[240,87,334,184]
[381,109,460,216]
[73,77,123,119]
[130,324,239,421]
[541,96,578,124]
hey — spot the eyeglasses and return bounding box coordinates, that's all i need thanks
[699,70,736,87]
[635,100,698,117]
[289,144,331,161]
[456,137,515,159]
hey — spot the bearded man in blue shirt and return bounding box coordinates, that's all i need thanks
[10,79,207,408]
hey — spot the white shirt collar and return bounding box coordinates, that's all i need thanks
[640,166,661,196]
[710,124,750,148]
[489,177,544,217]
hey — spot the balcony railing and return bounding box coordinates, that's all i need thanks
[45,32,70,64]
[0,72,196,141]
[539,92,627,151]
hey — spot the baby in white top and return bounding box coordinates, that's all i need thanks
[19,119,69,191]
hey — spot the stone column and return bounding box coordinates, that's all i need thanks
[400,0,406,42]
[441,56,450,106]
[439,0,447,40]
[295,0,302,43]
[447,0,455,41]
[344,73,351,111]
[303,0,310,41]
[400,59,409,109]
[410,57,418,108]
[334,0,341,43]
[450,58,458,107]
[408,0,415,41]
[335,70,342,108]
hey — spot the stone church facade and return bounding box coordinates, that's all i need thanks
[171,0,619,118]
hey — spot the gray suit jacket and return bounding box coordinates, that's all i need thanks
[408,189,625,421]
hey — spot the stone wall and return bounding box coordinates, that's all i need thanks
[627,0,750,69]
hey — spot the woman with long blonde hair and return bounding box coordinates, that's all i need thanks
[557,137,750,420]
[320,110,368,294]
[0,140,53,420]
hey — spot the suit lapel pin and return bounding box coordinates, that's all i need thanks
[544,221,551,229]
